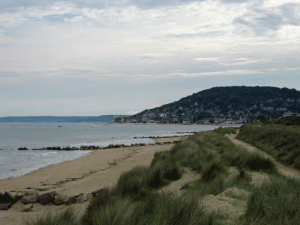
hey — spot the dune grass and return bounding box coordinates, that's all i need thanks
[26,128,285,225]
[213,126,239,135]
[168,131,277,175]
[237,124,300,168]
[81,191,222,225]
[243,176,300,225]
[25,208,79,225]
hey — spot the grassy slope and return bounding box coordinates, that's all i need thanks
[236,123,300,168]
[27,127,300,225]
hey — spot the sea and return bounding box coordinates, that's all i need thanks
[0,123,220,180]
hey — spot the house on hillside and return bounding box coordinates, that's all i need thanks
[263,107,274,111]
[283,111,293,117]
[277,108,287,112]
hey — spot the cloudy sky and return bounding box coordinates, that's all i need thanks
[1,0,300,116]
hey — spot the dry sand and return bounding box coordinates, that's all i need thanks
[0,136,186,225]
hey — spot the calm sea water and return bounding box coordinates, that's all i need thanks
[0,123,219,180]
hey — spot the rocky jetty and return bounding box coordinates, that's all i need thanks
[16,133,189,151]
[0,188,112,211]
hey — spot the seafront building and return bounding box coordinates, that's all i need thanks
[114,98,300,125]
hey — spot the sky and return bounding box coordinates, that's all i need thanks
[1,0,300,116]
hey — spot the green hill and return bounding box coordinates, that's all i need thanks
[133,86,300,119]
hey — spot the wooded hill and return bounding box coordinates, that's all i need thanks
[134,86,300,117]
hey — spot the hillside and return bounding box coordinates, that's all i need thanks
[128,86,300,124]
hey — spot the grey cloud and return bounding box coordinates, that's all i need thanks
[0,0,107,12]
[219,0,252,4]
[1,0,207,11]
[126,0,206,9]
[233,3,300,35]
[280,3,300,26]
[167,30,224,39]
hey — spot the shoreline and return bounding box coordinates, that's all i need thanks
[0,135,188,182]
[0,125,242,181]
[0,136,188,225]
[111,122,243,126]
[0,135,186,193]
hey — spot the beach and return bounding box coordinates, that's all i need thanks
[0,136,185,225]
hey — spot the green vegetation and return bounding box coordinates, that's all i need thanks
[134,86,300,117]
[243,176,300,225]
[25,208,78,225]
[193,112,213,122]
[213,127,238,135]
[237,123,300,168]
[82,191,220,225]
[263,115,300,126]
[166,131,276,175]
[26,127,300,225]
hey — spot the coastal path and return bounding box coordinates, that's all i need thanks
[226,134,300,180]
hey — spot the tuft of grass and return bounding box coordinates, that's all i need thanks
[201,160,227,182]
[148,160,182,188]
[115,166,150,199]
[25,208,79,225]
[243,176,300,225]
[81,188,113,224]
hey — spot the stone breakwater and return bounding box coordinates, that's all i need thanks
[17,134,193,151]
[18,140,183,151]
[0,188,110,211]
[0,137,188,211]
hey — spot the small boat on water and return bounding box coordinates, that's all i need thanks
[58,125,63,127]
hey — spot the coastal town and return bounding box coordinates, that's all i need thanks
[114,98,300,125]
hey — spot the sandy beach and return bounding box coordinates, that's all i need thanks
[0,136,186,225]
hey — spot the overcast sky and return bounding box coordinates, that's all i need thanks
[1,0,300,116]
